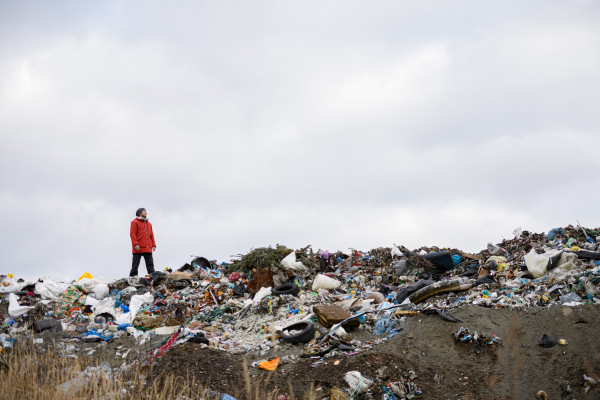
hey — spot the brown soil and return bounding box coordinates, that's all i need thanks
[149,305,600,399]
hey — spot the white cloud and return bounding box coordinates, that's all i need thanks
[1,1,599,282]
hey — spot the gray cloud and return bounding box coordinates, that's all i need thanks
[1,1,599,282]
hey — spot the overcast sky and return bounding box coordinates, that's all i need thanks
[1,1,599,282]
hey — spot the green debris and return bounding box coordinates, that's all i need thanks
[228,244,318,274]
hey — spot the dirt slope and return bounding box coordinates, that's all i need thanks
[152,305,600,399]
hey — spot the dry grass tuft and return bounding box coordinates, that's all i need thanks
[0,345,319,400]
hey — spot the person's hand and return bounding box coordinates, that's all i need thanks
[135,245,140,251]
[152,247,156,252]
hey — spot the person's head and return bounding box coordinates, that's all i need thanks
[136,208,147,218]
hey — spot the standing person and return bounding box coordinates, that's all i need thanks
[130,208,156,277]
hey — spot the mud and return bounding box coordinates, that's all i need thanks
[150,305,600,399]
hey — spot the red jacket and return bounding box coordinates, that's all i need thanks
[130,218,156,254]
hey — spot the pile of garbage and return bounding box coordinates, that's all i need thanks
[2,223,600,377]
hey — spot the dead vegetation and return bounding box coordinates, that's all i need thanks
[0,344,319,400]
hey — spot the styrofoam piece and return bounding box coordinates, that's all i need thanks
[154,326,179,335]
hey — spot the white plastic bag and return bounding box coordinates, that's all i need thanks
[391,246,403,258]
[344,371,373,394]
[281,252,308,271]
[35,281,59,301]
[524,249,562,278]
[0,277,19,293]
[524,249,549,278]
[312,274,341,291]
[549,261,576,275]
[252,287,272,306]
[115,292,154,325]
[91,284,109,300]
[91,297,118,321]
[8,293,34,318]
[85,296,99,307]
[35,280,70,301]
[78,277,108,292]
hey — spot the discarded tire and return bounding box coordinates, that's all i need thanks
[280,321,315,344]
[272,284,300,297]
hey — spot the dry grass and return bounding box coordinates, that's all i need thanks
[0,345,319,400]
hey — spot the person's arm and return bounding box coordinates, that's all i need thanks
[150,224,156,250]
[130,221,140,251]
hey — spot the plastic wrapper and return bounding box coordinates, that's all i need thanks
[344,371,373,394]
[8,293,34,318]
[312,274,341,291]
[281,251,307,271]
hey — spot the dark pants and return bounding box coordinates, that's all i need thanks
[130,253,155,276]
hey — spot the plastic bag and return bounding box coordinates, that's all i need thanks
[391,246,403,258]
[85,296,99,306]
[8,293,34,318]
[78,277,108,291]
[344,371,373,394]
[524,249,553,278]
[77,272,93,282]
[312,274,341,291]
[228,272,241,282]
[35,280,65,301]
[0,277,20,293]
[559,292,582,304]
[115,292,153,325]
[547,228,562,240]
[252,287,272,306]
[91,297,118,321]
[487,243,504,256]
[91,284,109,300]
[258,358,280,371]
[281,252,307,271]
[538,334,557,348]
[373,314,395,336]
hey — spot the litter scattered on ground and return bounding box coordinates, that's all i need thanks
[3,223,600,398]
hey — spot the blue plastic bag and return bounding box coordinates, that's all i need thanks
[387,328,403,339]
[117,323,131,332]
[547,228,562,240]
[373,314,395,335]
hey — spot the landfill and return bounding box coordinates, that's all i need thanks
[3,224,600,399]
